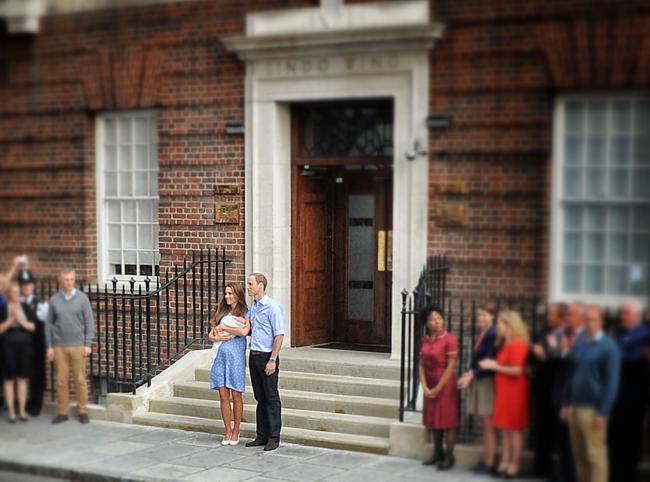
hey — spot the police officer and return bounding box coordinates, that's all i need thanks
[18,269,47,417]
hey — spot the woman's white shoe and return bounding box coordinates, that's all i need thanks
[229,438,240,446]
[221,437,231,446]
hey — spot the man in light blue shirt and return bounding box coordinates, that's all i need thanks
[245,273,285,451]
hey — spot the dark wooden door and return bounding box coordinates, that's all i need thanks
[292,167,333,346]
[333,167,392,346]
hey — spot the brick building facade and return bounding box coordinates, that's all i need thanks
[1,0,648,356]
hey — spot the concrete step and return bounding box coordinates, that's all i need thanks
[132,411,390,455]
[194,369,400,400]
[274,351,400,380]
[149,396,392,438]
[173,381,399,419]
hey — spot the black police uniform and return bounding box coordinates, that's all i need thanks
[18,270,46,416]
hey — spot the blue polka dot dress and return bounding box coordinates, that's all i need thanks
[210,332,247,393]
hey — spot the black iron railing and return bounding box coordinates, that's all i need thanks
[36,248,231,402]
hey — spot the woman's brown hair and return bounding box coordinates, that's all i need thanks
[209,282,248,329]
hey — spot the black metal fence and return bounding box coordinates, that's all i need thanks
[36,248,231,402]
[399,256,650,447]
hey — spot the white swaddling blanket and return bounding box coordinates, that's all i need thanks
[211,314,246,360]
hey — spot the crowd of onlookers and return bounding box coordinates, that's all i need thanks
[0,256,95,424]
[419,299,650,482]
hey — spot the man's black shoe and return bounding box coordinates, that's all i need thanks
[245,438,267,447]
[52,415,69,424]
[264,440,280,452]
[78,413,90,424]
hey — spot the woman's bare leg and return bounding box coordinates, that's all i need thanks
[3,379,16,420]
[16,378,28,418]
[482,415,497,466]
[218,387,233,439]
[231,390,243,440]
[509,429,523,475]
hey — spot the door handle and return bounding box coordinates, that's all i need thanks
[378,230,386,272]
[387,230,393,272]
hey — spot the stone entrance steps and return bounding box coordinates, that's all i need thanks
[131,347,400,454]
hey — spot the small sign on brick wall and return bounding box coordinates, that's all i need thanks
[435,203,468,227]
[435,181,469,195]
[215,203,240,224]
[214,184,239,195]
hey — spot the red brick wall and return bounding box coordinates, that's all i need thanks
[1,0,649,303]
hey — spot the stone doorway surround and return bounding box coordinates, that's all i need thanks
[222,0,444,360]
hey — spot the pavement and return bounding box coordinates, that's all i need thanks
[0,415,531,481]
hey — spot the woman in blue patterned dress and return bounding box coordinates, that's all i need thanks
[209,283,250,445]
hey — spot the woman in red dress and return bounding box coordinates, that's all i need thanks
[419,306,459,470]
[479,310,530,479]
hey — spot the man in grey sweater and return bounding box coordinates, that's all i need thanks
[46,268,95,424]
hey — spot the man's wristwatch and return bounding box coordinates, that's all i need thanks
[269,357,276,362]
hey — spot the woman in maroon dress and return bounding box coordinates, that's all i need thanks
[479,310,530,479]
[419,306,459,470]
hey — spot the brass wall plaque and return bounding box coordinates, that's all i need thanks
[214,184,239,195]
[377,230,386,272]
[435,204,468,227]
[215,203,240,224]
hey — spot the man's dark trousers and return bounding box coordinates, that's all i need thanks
[249,351,281,442]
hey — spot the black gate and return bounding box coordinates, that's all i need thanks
[36,248,231,401]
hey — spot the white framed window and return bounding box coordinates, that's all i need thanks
[96,111,160,283]
[551,95,650,307]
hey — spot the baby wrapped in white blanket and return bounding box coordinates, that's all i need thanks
[211,314,246,360]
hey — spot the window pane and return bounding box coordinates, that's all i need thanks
[109,250,121,275]
[119,146,132,171]
[119,172,132,196]
[105,119,116,144]
[630,267,648,296]
[123,200,136,222]
[585,168,605,197]
[135,145,148,170]
[608,168,628,197]
[138,201,153,223]
[150,174,159,197]
[636,101,650,133]
[139,225,153,249]
[108,224,121,249]
[632,168,650,199]
[107,201,120,223]
[564,232,582,262]
[124,225,136,250]
[153,224,160,248]
[105,172,117,197]
[632,234,650,262]
[633,207,650,231]
[612,101,631,132]
[563,168,582,197]
[608,206,629,231]
[150,145,158,169]
[606,267,627,295]
[565,136,583,165]
[118,118,131,144]
[563,265,581,293]
[565,102,584,132]
[586,136,605,166]
[584,266,604,294]
[608,234,628,263]
[565,205,582,230]
[104,146,117,170]
[633,135,650,165]
[584,206,605,231]
[135,172,149,196]
[588,102,607,131]
[584,233,604,260]
[610,135,629,165]
[134,118,148,142]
